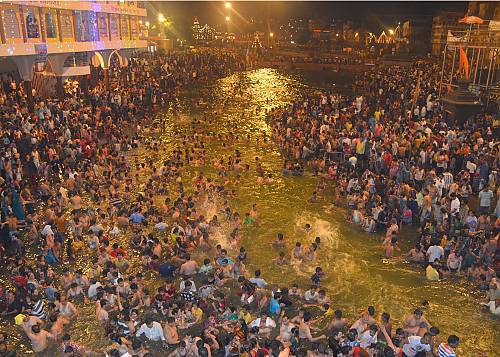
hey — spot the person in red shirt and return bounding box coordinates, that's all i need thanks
[109,243,126,258]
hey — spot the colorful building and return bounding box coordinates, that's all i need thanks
[0,0,147,102]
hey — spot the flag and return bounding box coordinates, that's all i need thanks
[459,48,469,80]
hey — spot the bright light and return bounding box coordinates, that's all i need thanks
[336,33,339,37]
[270,32,274,37]
[290,40,295,44]
[225,16,230,22]
[158,13,165,23]
[389,29,394,35]
[145,21,150,27]
[225,2,231,9]
[139,20,143,24]
[355,32,359,37]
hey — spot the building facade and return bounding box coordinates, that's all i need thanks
[430,11,463,56]
[0,0,147,102]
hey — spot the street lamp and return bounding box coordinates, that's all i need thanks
[225,16,230,22]
[270,32,274,38]
[225,2,231,9]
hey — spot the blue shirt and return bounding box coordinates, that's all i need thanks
[268,298,280,315]
[129,212,145,223]
[216,257,234,266]
[249,277,267,288]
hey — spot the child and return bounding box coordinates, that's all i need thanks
[311,266,324,287]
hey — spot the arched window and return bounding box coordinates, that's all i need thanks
[25,9,40,39]
[45,11,57,38]
[3,9,21,39]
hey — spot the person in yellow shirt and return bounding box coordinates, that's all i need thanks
[323,303,335,318]
[426,263,440,281]
[238,306,253,324]
[191,302,203,322]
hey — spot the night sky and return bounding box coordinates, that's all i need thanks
[146,1,468,37]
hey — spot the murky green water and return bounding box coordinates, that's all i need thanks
[155,68,499,356]
[2,68,498,356]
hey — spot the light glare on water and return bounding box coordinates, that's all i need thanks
[167,68,499,357]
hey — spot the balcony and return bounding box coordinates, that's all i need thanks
[0,39,147,57]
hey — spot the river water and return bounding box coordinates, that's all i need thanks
[156,68,499,356]
[2,68,498,356]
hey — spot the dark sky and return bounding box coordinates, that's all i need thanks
[146,1,468,35]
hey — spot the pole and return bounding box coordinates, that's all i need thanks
[478,47,485,88]
[449,47,457,87]
[438,43,447,98]
[473,47,480,86]
[485,48,495,91]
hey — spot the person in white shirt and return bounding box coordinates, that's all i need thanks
[41,224,54,237]
[359,324,378,349]
[154,219,168,231]
[136,318,165,341]
[249,313,277,329]
[249,313,276,338]
[87,279,102,299]
[480,299,500,317]
[402,333,432,357]
[427,243,444,263]
[449,194,460,220]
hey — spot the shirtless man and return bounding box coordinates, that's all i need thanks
[291,242,303,262]
[299,312,326,342]
[26,325,53,353]
[403,308,430,335]
[278,315,295,341]
[328,310,347,331]
[21,315,44,335]
[49,314,70,338]
[406,243,426,264]
[179,254,199,276]
[163,317,180,345]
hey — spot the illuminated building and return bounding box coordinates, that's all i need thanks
[192,17,216,43]
[192,17,201,41]
[0,1,147,104]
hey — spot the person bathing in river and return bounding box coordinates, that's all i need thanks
[291,242,303,262]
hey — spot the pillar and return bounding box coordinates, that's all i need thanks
[80,75,89,97]
[56,76,64,100]
[24,80,34,112]
[47,54,69,101]
[103,68,110,91]
[12,56,37,113]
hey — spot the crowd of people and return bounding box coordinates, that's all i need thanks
[267,61,499,314]
[0,48,493,357]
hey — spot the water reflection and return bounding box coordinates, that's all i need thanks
[166,68,498,356]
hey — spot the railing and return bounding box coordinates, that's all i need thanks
[446,24,500,47]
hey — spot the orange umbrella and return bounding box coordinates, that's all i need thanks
[458,16,484,24]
